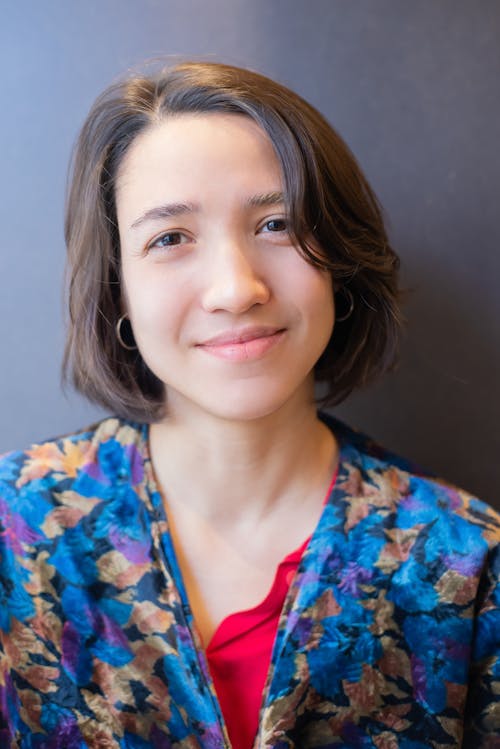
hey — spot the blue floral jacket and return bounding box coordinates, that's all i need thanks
[0,415,499,748]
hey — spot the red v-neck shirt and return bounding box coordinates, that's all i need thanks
[206,467,338,749]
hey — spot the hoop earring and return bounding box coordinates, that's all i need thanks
[116,314,137,351]
[335,288,354,322]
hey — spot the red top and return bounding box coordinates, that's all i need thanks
[206,467,338,749]
[206,538,309,749]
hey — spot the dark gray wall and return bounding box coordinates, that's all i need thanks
[1,1,498,506]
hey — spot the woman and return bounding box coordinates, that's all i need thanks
[0,61,498,748]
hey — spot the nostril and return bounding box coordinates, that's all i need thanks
[201,272,271,314]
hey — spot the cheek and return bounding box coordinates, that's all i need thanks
[121,271,176,341]
[314,290,335,347]
[287,262,334,328]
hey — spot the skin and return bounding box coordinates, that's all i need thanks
[116,113,339,644]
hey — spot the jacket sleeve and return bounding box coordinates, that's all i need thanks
[0,638,19,742]
[0,452,26,739]
[463,542,500,746]
[0,526,21,740]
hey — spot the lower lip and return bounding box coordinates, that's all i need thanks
[197,330,286,361]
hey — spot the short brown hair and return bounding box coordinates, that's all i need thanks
[63,61,401,422]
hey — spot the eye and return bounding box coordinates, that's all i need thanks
[147,230,190,253]
[260,218,288,234]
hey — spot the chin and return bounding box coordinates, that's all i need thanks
[211,402,286,423]
[178,379,313,424]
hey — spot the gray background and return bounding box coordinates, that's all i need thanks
[1,1,498,507]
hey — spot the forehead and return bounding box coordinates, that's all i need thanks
[116,112,282,196]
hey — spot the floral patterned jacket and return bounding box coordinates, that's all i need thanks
[0,414,499,748]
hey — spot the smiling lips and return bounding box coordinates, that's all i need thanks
[196,327,286,361]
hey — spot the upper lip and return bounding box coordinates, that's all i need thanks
[197,326,284,346]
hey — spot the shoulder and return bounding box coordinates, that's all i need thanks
[0,417,152,641]
[320,411,500,558]
[0,416,147,520]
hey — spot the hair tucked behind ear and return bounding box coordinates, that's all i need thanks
[63,60,402,422]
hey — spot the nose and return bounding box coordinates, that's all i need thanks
[201,240,271,314]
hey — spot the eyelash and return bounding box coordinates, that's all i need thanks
[147,231,190,252]
[259,217,288,234]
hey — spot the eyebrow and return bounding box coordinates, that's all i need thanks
[130,202,198,230]
[129,192,285,231]
[245,191,285,208]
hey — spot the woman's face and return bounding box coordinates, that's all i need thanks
[116,113,335,422]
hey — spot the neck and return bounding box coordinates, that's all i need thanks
[149,393,338,528]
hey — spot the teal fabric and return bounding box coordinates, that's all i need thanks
[0,415,498,747]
